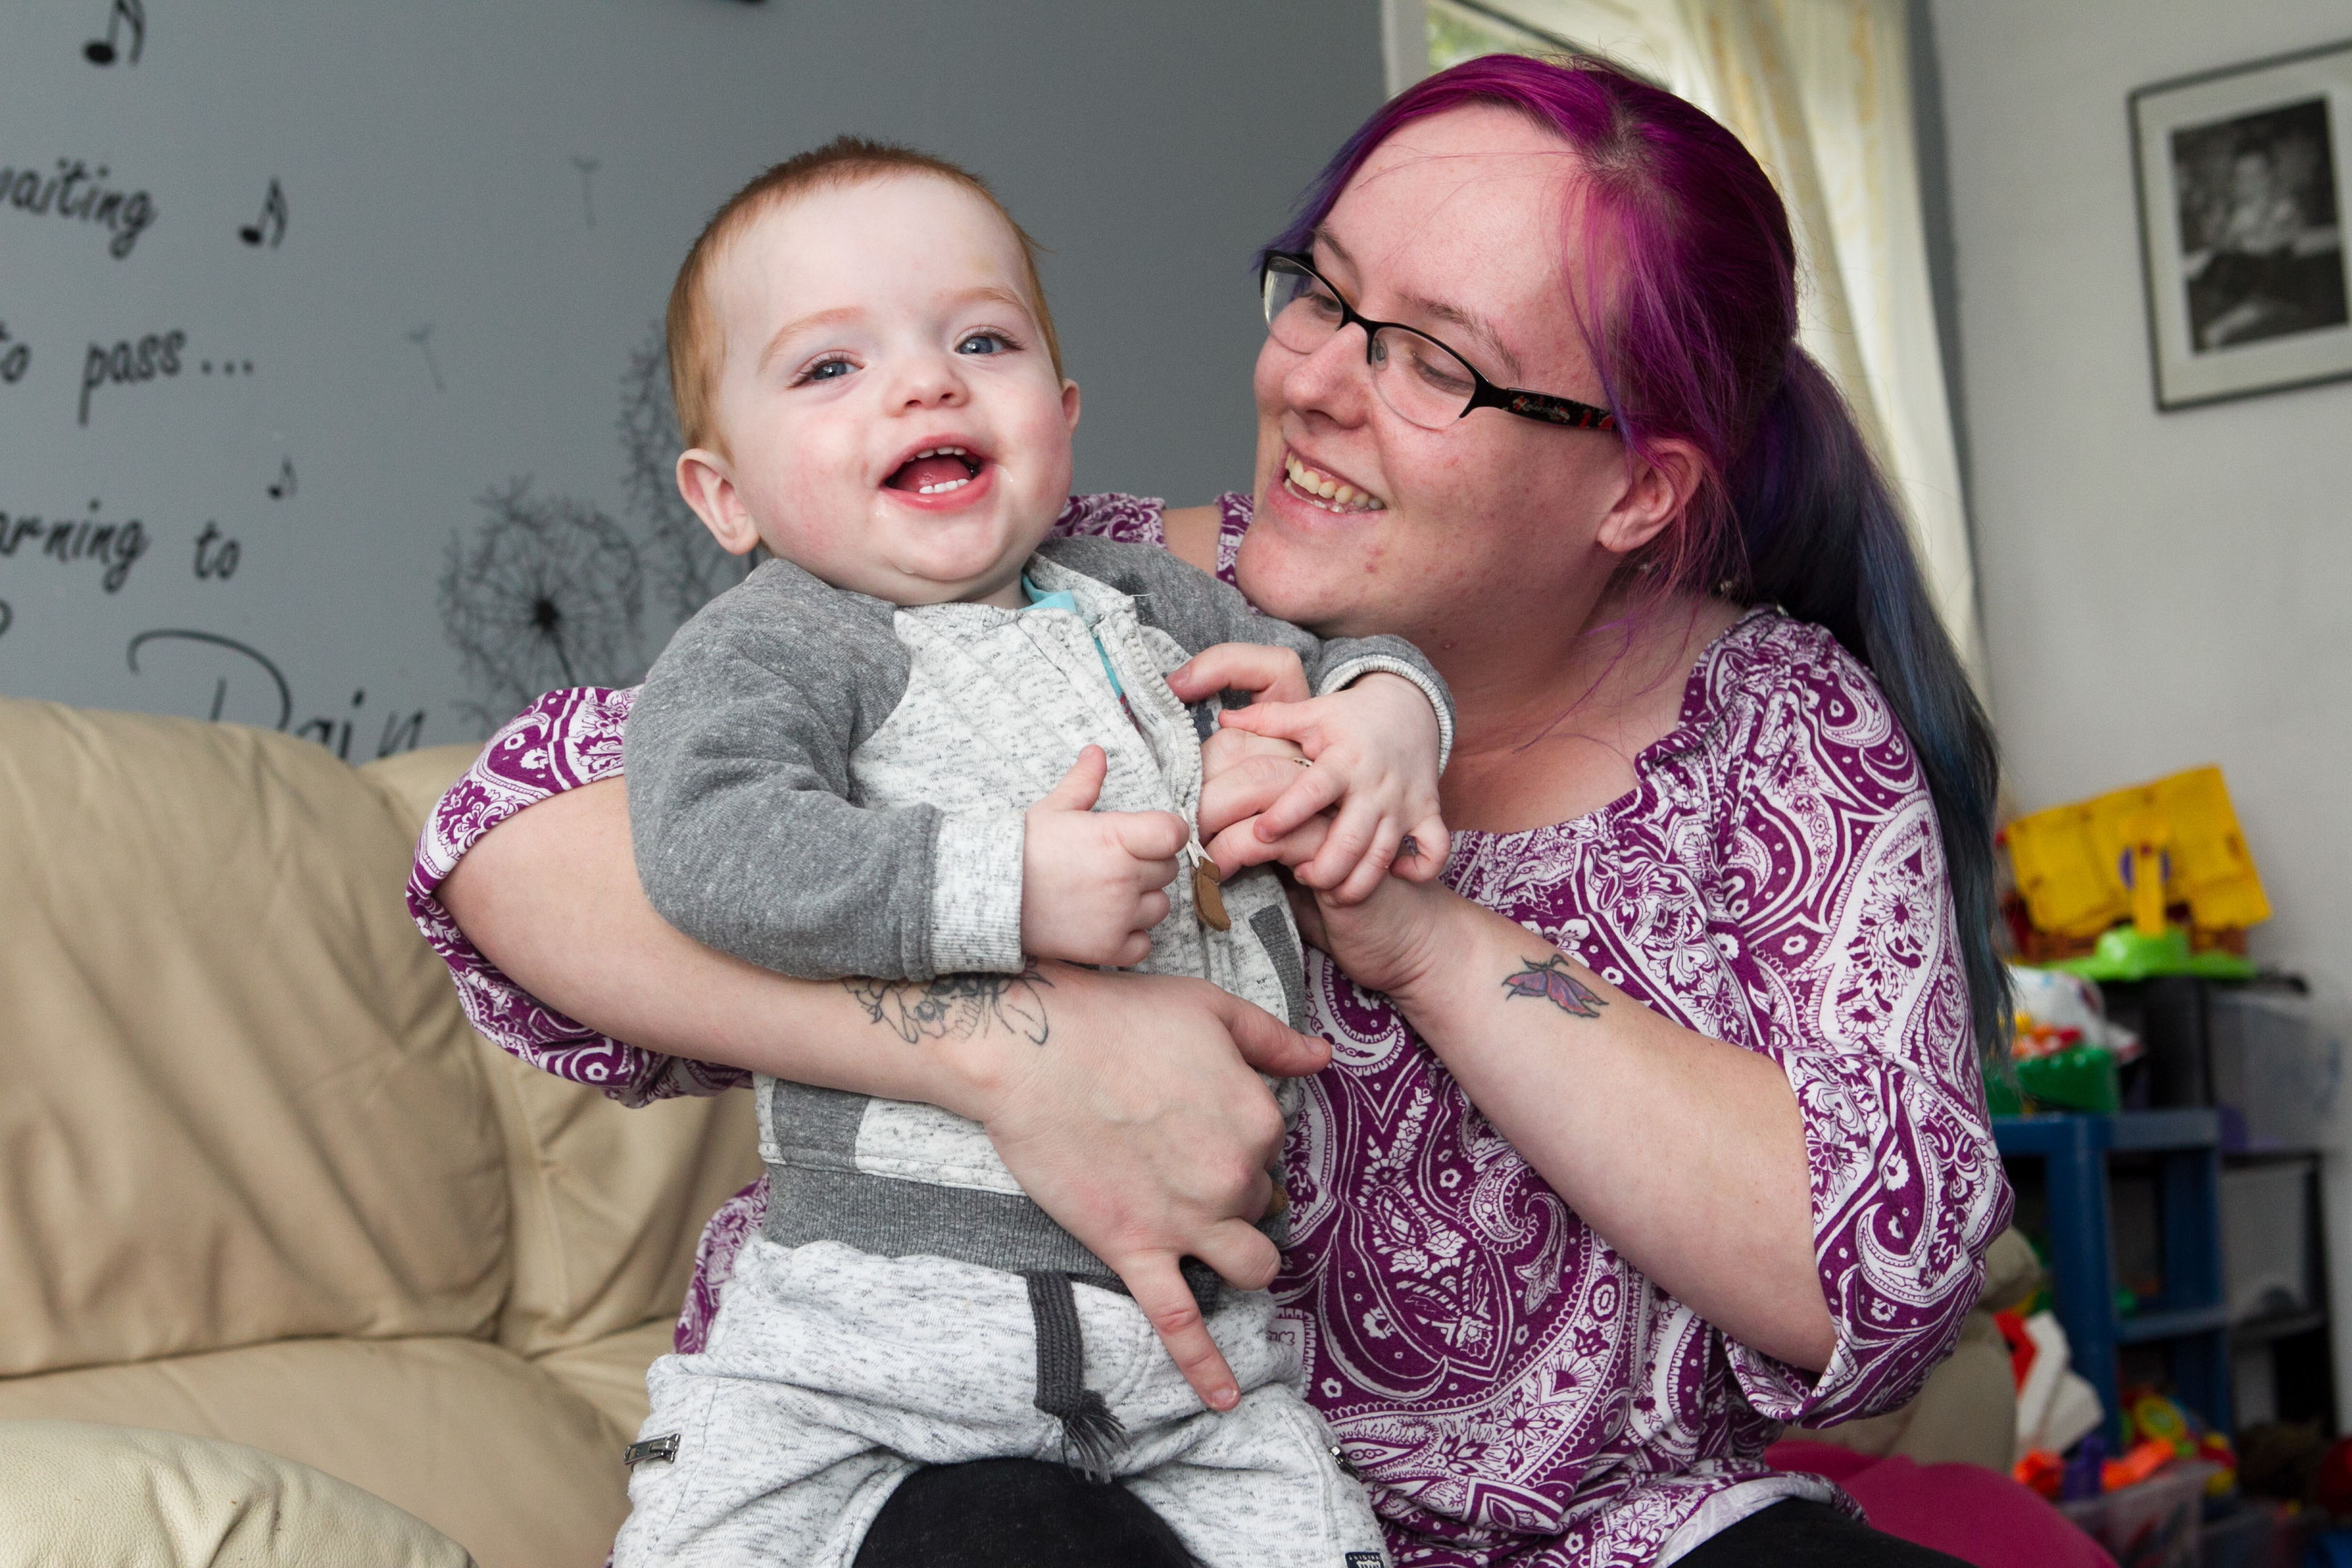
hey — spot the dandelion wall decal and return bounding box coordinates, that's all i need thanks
[618,321,744,624]
[439,478,644,730]
[407,323,444,392]
[569,155,601,229]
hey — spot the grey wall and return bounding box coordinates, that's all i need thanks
[1931,0,2352,1419]
[1930,0,2351,987]
[0,0,1384,749]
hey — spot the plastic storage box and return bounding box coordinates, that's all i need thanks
[2059,1463,2219,1568]
[2200,1500,2324,1568]
[2201,1503,2269,1568]
[2210,986,2345,1151]
[2219,1159,2316,1323]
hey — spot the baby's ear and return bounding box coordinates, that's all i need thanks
[675,449,761,555]
[1061,377,1081,435]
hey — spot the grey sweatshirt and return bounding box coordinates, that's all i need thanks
[624,534,1453,1289]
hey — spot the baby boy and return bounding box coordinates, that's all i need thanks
[616,136,1450,1568]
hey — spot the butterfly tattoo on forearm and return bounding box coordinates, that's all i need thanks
[1501,955,1608,1018]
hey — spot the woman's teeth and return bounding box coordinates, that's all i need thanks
[1283,454,1384,512]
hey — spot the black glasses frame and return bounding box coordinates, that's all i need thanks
[1260,250,1617,432]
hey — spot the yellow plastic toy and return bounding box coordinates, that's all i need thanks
[2005,767,2266,981]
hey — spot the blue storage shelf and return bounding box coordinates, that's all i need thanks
[2118,1304,2232,1344]
[1993,1110,2231,1443]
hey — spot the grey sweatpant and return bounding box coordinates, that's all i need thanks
[613,1237,1388,1568]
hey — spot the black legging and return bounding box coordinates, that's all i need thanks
[852,1462,1973,1567]
[1677,1499,1975,1567]
[854,1459,1193,1567]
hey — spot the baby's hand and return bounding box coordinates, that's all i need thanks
[1021,746,1189,967]
[1214,669,1448,905]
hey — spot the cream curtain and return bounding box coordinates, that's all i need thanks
[1414,0,1987,686]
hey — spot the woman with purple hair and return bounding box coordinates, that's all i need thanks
[415,55,2008,1567]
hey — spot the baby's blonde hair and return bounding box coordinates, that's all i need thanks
[666,135,1063,454]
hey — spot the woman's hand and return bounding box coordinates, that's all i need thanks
[1284,854,1463,1004]
[1215,672,1450,901]
[1173,644,1318,878]
[444,780,1327,1412]
[1172,644,1447,896]
[964,963,1328,1412]
[1182,643,1354,874]
[1195,723,1322,874]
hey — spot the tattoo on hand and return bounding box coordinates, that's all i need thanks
[845,965,1054,1046]
[1501,955,1607,1018]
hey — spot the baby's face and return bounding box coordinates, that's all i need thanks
[690,175,1078,607]
[2230,152,2276,204]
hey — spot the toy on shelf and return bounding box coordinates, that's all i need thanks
[2004,1306,2107,1472]
[2123,1389,2236,1498]
[2002,765,2267,981]
[2104,1437,2178,1492]
[2012,1384,2237,1504]
[1988,966,2144,1114]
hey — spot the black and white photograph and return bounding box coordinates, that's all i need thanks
[2174,97,2345,351]
[2133,38,2352,409]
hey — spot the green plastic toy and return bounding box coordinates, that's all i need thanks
[2048,924,2255,984]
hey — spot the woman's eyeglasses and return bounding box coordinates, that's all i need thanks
[1259,251,1617,434]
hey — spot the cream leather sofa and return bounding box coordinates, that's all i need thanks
[0,698,759,1568]
[0,694,2035,1565]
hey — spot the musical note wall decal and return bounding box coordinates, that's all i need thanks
[238,179,287,248]
[83,0,145,65]
[266,457,295,499]
[571,156,601,229]
[407,324,444,392]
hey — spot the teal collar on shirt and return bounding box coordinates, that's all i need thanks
[1021,575,1080,616]
[1021,573,1126,699]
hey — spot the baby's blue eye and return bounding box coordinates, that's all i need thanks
[807,359,853,381]
[957,332,1008,356]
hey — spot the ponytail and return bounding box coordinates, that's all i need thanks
[1732,349,2009,1063]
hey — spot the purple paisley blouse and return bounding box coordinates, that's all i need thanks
[408,492,2009,1567]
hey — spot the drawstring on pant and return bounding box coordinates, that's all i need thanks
[1024,1271,1129,1482]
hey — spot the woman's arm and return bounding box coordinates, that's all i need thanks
[1188,714,1826,1362]
[439,774,1324,1410]
[1245,656,2010,1423]
[1296,878,1834,1371]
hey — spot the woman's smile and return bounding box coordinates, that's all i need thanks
[1280,448,1386,513]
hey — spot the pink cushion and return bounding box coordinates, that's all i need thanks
[1767,1440,2116,1568]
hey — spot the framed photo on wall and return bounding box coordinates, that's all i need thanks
[2131,38,2352,411]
